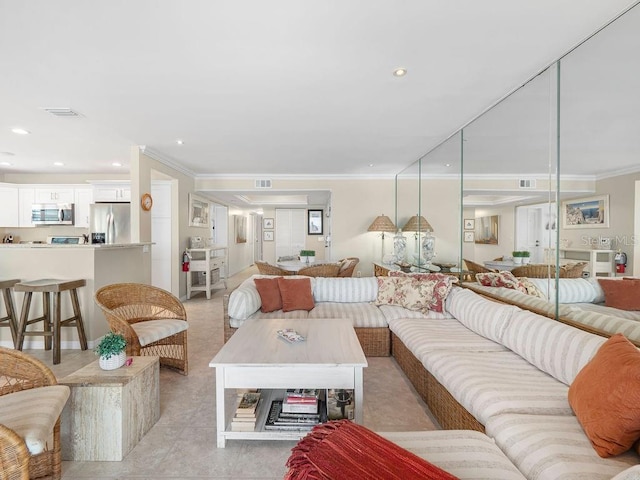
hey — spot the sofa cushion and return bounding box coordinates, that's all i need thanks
[445,287,519,344]
[379,430,526,480]
[230,309,310,328]
[388,317,507,355]
[476,271,526,292]
[485,413,639,480]
[387,272,458,313]
[423,350,573,425]
[285,420,458,480]
[568,334,640,457]
[278,277,315,312]
[227,284,262,320]
[308,302,388,328]
[526,277,603,304]
[563,307,640,344]
[378,305,454,321]
[501,309,606,385]
[598,278,640,311]
[313,277,378,303]
[254,277,282,312]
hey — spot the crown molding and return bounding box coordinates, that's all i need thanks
[138,146,196,178]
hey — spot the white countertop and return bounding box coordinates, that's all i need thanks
[0,242,152,249]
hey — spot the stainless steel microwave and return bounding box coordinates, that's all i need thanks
[31,203,75,225]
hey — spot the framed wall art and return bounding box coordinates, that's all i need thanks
[464,219,475,230]
[263,217,274,229]
[263,231,274,241]
[234,215,247,243]
[188,194,210,228]
[308,209,323,235]
[562,195,609,229]
[464,231,475,242]
[474,215,499,245]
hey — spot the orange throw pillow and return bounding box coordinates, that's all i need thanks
[597,278,640,311]
[254,277,283,313]
[277,277,315,312]
[568,333,640,457]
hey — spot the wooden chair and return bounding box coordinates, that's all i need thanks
[0,347,70,480]
[255,261,292,276]
[297,263,341,277]
[337,257,359,277]
[94,283,189,375]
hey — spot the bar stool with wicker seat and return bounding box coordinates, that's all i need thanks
[0,278,20,347]
[14,279,88,365]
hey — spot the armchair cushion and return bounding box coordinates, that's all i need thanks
[132,319,188,347]
[0,385,70,454]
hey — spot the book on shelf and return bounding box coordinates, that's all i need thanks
[236,392,261,415]
[264,400,320,431]
[230,420,256,432]
[327,389,355,421]
[281,400,318,414]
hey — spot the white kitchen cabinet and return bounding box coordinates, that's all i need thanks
[92,183,131,202]
[0,185,19,227]
[18,187,35,227]
[74,188,93,228]
[34,187,75,204]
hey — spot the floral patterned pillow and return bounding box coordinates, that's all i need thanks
[476,271,527,294]
[376,273,457,313]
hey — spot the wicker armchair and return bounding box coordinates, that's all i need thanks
[463,259,496,278]
[337,257,359,277]
[511,264,555,278]
[94,283,189,375]
[297,263,341,277]
[0,347,70,480]
[255,261,292,276]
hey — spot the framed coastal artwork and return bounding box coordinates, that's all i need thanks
[562,195,609,229]
[464,231,475,242]
[188,194,210,228]
[474,215,499,245]
[263,217,274,229]
[234,215,247,243]
[464,219,475,230]
[263,231,274,241]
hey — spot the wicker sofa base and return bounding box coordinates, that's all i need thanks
[391,333,485,433]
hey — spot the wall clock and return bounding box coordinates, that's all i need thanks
[141,193,153,211]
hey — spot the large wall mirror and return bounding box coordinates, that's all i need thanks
[395,3,640,340]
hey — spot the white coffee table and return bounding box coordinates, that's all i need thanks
[209,317,367,447]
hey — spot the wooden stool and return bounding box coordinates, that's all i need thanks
[15,279,88,364]
[0,279,20,347]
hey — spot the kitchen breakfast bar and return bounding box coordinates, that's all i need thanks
[0,243,151,351]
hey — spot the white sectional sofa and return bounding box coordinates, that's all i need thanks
[224,274,640,479]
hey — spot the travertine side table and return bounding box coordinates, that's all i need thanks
[60,355,160,461]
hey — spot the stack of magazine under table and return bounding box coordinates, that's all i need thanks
[264,389,327,431]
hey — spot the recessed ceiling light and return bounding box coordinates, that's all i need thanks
[176,139,184,145]
[393,68,407,77]
[11,128,30,135]
[53,162,64,167]
[0,161,12,167]
[112,162,122,167]
[445,163,451,167]
[369,163,375,167]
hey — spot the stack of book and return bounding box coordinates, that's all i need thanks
[282,389,319,414]
[264,399,321,431]
[230,391,261,432]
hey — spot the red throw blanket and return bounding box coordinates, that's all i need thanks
[285,420,459,480]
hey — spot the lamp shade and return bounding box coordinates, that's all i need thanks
[367,214,397,233]
[402,215,433,232]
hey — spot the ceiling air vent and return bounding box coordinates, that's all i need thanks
[43,108,81,117]
[518,179,536,189]
[255,179,272,189]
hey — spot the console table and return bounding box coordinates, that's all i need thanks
[60,356,160,461]
[186,246,228,299]
[545,248,615,277]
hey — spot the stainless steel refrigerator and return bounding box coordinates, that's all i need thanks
[89,203,131,244]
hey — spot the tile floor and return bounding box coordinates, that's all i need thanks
[25,267,439,479]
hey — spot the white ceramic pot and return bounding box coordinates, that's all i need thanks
[99,351,126,370]
[513,257,523,265]
[522,257,531,264]
[307,256,315,263]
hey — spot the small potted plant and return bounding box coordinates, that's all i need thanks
[95,332,127,370]
[512,250,524,265]
[521,250,531,264]
[300,250,316,263]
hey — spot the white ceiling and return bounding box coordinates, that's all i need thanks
[1,0,638,183]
